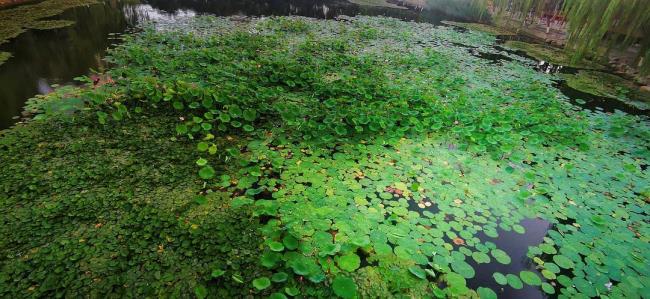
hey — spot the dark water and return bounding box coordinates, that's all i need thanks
[468,218,552,299]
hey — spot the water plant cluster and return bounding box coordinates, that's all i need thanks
[1,16,649,298]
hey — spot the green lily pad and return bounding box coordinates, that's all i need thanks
[541,282,555,294]
[493,272,508,285]
[506,274,523,289]
[332,276,357,299]
[283,235,299,250]
[472,251,491,264]
[252,277,271,290]
[271,272,289,282]
[337,253,361,272]
[270,292,288,299]
[477,287,497,299]
[408,266,427,279]
[553,255,575,269]
[451,260,475,279]
[519,271,542,286]
[491,249,511,265]
[269,241,285,252]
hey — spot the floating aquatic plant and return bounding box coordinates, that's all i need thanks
[1,15,648,299]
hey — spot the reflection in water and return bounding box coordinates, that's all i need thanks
[125,4,196,22]
[37,78,54,94]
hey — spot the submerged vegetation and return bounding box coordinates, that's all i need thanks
[440,21,516,36]
[25,19,77,30]
[1,15,649,298]
[0,51,10,66]
[504,40,603,69]
[0,0,96,63]
[561,70,650,110]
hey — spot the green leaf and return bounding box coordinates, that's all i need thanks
[194,195,207,205]
[283,235,299,250]
[199,166,216,180]
[285,287,300,296]
[541,282,555,294]
[506,274,523,289]
[243,109,257,121]
[219,113,231,122]
[194,285,207,299]
[269,241,285,252]
[261,252,281,268]
[519,271,542,286]
[197,142,209,151]
[270,293,288,299]
[271,272,289,283]
[211,269,225,278]
[176,124,188,135]
[477,287,497,299]
[337,253,360,272]
[491,249,511,265]
[493,272,507,285]
[471,251,491,264]
[196,158,208,166]
[408,266,426,279]
[252,277,271,290]
[553,255,575,269]
[451,261,475,279]
[332,276,357,299]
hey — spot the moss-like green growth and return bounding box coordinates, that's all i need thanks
[25,19,76,30]
[561,70,650,109]
[505,40,604,69]
[0,0,97,64]
[0,112,273,297]
[442,21,517,36]
[348,0,406,9]
[0,51,10,66]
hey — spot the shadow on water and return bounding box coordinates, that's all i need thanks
[468,218,552,299]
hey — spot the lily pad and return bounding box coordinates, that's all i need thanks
[332,276,357,299]
[491,249,511,265]
[506,274,523,289]
[337,253,361,272]
[519,271,542,286]
[252,277,271,290]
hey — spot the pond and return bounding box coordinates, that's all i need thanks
[0,6,648,299]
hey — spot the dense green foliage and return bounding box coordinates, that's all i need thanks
[1,16,649,298]
[0,113,270,297]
